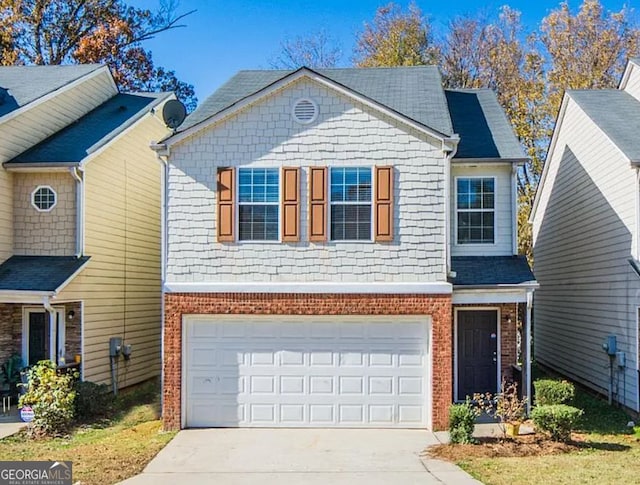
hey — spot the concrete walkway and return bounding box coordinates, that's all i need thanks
[120,428,482,485]
[0,407,25,440]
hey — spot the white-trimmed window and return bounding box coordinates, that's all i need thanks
[31,185,57,212]
[330,167,372,241]
[238,168,279,241]
[457,177,495,244]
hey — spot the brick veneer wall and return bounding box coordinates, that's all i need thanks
[163,293,453,431]
[0,304,22,363]
[454,303,519,383]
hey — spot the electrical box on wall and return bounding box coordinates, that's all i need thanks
[109,337,122,357]
[602,335,617,356]
[617,351,626,368]
[122,344,132,360]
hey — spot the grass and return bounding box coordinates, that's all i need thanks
[455,384,640,485]
[0,380,176,485]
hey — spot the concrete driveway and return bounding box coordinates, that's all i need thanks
[120,429,481,484]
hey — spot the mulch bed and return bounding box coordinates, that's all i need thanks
[426,434,583,460]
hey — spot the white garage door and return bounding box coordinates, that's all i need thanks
[183,315,431,428]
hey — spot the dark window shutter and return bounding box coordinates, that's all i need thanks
[282,167,300,242]
[374,166,394,242]
[217,167,235,242]
[309,167,328,242]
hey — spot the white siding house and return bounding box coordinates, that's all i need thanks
[154,66,536,431]
[532,59,640,412]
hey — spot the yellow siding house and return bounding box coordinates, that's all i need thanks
[0,65,172,390]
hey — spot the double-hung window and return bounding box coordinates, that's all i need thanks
[457,177,495,244]
[330,167,372,241]
[238,168,279,241]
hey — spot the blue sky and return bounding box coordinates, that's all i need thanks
[129,1,635,102]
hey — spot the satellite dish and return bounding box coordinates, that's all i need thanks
[162,99,187,129]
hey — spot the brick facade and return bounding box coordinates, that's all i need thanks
[163,292,453,431]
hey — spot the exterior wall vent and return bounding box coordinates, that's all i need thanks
[292,98,318,124]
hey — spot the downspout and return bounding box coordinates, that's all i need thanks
[69,167,84,257]
[42,297,57,365]
[443,137,459,278]
[155,148,169,416]
[525,289,534,414]
[512,164,519,255]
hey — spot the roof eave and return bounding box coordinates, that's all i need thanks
[453,281,539,290]
[3,161,79,171]
[452,157,528,164]
[159,67,455,149]
[0,290,55,304]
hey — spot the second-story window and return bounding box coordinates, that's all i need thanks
[238,168,279,241]
[330,167,372,241]
[457,177,495,244]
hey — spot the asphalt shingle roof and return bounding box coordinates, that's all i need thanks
[445,89,525,159]
[568,89,640,163]
[0,256,90,292]
[6,92,167,166]
[0,64,103,118]
[180,66,454,136]
[451,256,535,286]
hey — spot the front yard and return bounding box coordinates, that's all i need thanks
[0,381,176,485]
[436,386,640,485]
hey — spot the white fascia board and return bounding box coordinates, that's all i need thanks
[529,94,570,224]
[619,59,639,90]
[79,92,175,168]
[164,281,453,295]
[53,258,91,295]
[0,291,54,304]
[4,165,77,173]
[0,65,115,126]
[157,68,457,151]
[451,158,527,165]
[452,288,532,304]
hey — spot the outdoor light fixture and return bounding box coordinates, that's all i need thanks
[67,310,75,321]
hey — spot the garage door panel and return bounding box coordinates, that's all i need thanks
[184,317,430,428]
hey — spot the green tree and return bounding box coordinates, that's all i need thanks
[354,2,438,67]
[1,0,196,110]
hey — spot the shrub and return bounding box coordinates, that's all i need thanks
[531,404,583,442]
[74,381,114,421]
[475,379,527,437]
[449,400,479,444]
[19,361,77,437]
[534,379,575,406]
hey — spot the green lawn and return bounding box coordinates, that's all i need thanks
[457,387,640,485]
[0,381,176,485]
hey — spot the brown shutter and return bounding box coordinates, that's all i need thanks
[217,167,235,242]
[374,166,394,242]
[308,167,328,242]
[281,167,300,242]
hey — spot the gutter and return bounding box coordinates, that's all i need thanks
[69,167,85,257]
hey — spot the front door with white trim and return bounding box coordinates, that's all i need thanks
[23,308,65,366]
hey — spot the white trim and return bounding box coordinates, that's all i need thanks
[329,166,374,243]
[79,93,174,168]
[452,288,529,304]
[619,59,640,91]
[79,300,85,381]
[452,158,527,165]
[525,290,533,414]
[511,164,518,255]
[53,258,91,294]
[454,307,501,402]
[4,166,75,173]
[31,185,57,212]
[22,306,65,366]
[0,291,54,304]
[453,175,497,247]
[165,281,453,294]
[156,68,459,150]
[236,167,281,243]
[0,65,113,126]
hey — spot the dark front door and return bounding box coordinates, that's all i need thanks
[457,310,498,400]
[28,312,49,366]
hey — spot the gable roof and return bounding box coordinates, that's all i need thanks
[568,89,640,163]
[0,255,90,292]
[445,89,525,160]
[4,92,170,167]
[451,256,536,287]
[179,66,455,136]
[0,64,103,118]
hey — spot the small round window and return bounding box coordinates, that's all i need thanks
[32,186,57,212]
[292,98,318,124]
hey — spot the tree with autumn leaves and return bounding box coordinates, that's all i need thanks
[0,0,197,111]
[278,0,640,259]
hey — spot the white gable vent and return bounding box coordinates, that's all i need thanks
[292,98,318,124]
